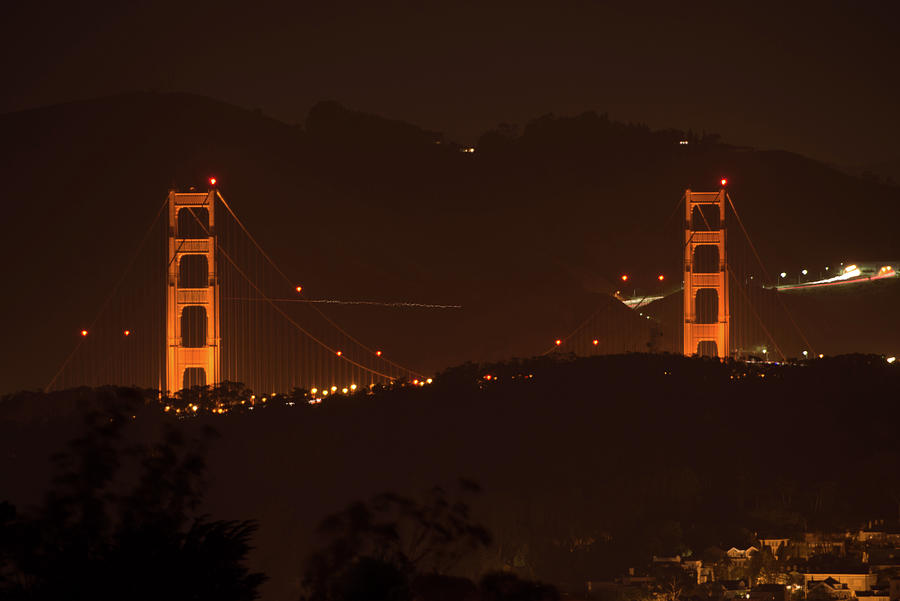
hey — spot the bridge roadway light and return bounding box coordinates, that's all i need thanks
[780,272,787,279]
[801,269,808,275]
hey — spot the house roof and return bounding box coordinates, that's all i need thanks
[754,584,786,592]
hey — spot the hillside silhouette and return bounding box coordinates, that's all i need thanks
[2,354,898,598]
[1,92,899,391]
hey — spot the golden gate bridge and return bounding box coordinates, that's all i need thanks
[46,178,898,396]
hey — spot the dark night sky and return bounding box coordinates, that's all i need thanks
[2,1,899,170]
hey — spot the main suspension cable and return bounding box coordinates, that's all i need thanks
[186,203,398,381]
[216,191,425,378]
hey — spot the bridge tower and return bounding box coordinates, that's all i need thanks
[166,189,220,393]
[683,186,730,358]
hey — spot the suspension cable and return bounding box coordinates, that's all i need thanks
[46,197,169,391]
[186,203,399,381]
[726,267,786,361]
[215,191,425,378]
[725,192,815,354]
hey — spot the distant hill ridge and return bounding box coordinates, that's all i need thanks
[0,92,897,391]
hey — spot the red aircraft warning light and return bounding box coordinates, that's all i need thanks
[592,339,599,346]
[555,339,562,346]
[295,285,303,293]
[80,329,88,337]
[658,274,665,281]
[336,350,342,357]
[375,350,382,357]
[123,329,131,337]
[621,274,629,282]
[720,178,728,187]
[209,177,217,186]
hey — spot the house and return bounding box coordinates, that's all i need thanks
[721,579,750,600]
[808,578,854,601]
[750,583,789,601]
[803,572,877,594]
[864,547,900,570]
[759,539,790,559]
[620,567,654,587]
[803,533,847,558]
[727,547,760,565]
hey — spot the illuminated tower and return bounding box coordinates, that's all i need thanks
[683,186,730,358]
[166,189,220,393]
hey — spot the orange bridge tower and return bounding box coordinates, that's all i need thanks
[683,186,730,358]
[166,189,220,393]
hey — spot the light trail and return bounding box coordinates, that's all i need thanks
[615,264,898,308]
[225,297,463,309]
[770,265,896,291]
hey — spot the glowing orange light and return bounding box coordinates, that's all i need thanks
[375,350,382,357]
[295,285,302,293]
[209,177,217,186]
[592,339,599,346]
[720,178,728,187]
[80,329,88,337]
[555,339,562,346]
[335,350,342,356]
[621,274,629,282]
[658,274,665,281]
[123,329,131,336]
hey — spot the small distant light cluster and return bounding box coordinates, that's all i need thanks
[479,372,533,389]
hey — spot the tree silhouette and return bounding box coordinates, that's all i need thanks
[300,481,558,601]
[301,482,491,601]
[0,388,265,600]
